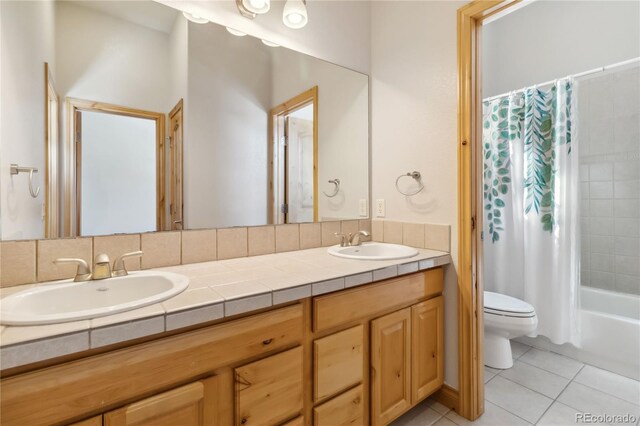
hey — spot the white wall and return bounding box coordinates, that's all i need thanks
[370,0,464,389]
[55,1,172,113]
[270,47,369,221]
[158,0,371,74]
[483,0,640,97]
[0,0,56,240]
[186,22,272,229]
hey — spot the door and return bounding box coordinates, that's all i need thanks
[371,308,412,426]
[68,98,165,237]
[411,296,444,404]
[169,99,184,230]
[104,377,217,426]
[269,87,318,224]
[285,109,314,223]
[234,346,303,426]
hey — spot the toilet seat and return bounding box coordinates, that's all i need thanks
[484,291,535,318]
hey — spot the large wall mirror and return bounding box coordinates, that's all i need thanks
[0,0,370,240]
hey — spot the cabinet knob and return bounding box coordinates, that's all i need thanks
[241,417,248,424]
[262,338,273,346]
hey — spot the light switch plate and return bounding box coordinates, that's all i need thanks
[359,199,368,217]
[375,199,385,217]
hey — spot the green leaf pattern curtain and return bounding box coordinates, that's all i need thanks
[483,78,580,345]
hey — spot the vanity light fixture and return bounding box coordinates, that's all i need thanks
[182,11,208,24]
[283,0,308,29]
[226,27,247,36]
[236,0,270,18]
[261,39,280,47]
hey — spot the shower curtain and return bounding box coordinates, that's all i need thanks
[483,78,580,345]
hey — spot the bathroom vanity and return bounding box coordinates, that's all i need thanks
[0,266,444,426]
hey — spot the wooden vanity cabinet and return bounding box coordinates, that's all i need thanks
[0,268,446,426]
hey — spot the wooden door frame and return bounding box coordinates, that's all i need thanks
[64,98,165,236]
[44,63,59,238]
[456,0,521,420]
[169,99,184,231]
[268,86,318,224]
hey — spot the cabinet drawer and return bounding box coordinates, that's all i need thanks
[314,268,443,332]
[104,377,216,426]
[314,325,364,402]
[235,346,303,426]
[314,385,364,426]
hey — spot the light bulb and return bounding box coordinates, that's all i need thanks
[182,11,208,24]
[282,0,307,29]
[241,0,270,14]
[261,39,280,47]
[226,27,247,36]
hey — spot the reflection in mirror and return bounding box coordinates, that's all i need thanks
[0,0,369,240]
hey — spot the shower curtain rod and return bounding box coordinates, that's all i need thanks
[483,57,640,102]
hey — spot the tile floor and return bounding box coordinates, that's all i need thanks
[392,341,640,426]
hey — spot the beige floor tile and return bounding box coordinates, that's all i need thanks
[485,376,553,424]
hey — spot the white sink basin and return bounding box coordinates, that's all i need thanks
[0,271,189,326]
[328,242,418,260]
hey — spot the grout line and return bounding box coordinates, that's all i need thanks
[482,397,534,425]
[496,374,557,401]
[533,366,583,425]
[517,355,583,381]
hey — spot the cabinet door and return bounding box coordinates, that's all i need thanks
[370,308,412,426]
[411,296,444,404]
[314,385,364,426]
[314,325,364,402]
[235,346,303,426]
[104,376,217,426]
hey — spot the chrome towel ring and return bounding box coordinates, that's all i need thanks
[395,171,424,196]
[10,164,40,198]
[323,178,340,197]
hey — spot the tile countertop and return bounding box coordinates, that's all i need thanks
[0,246,450,370]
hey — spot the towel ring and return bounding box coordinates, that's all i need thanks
[323,178,340,198]
[395,171,424,196]
[10,164,40,198]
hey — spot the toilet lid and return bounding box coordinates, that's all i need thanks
[484,291,535,317]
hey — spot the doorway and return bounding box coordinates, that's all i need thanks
[269,86,318,224]
[65,99,165,236]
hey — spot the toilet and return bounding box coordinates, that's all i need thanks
[484,291,538,369]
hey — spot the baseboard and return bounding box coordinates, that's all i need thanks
[433,383,460,413]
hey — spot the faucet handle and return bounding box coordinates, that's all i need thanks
[112,251,143,277]
[334,232,349,247]
[53,258,92,282]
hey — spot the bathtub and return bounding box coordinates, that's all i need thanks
[517,287,640,380]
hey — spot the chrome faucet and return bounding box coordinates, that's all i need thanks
[54,251,144,281]
[348,230,370,246]
[335,230,371,247]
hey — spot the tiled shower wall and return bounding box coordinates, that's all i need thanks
[579,66,640,295]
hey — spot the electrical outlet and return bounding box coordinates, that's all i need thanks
[359,199,368,217]
[375,199,385,217]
